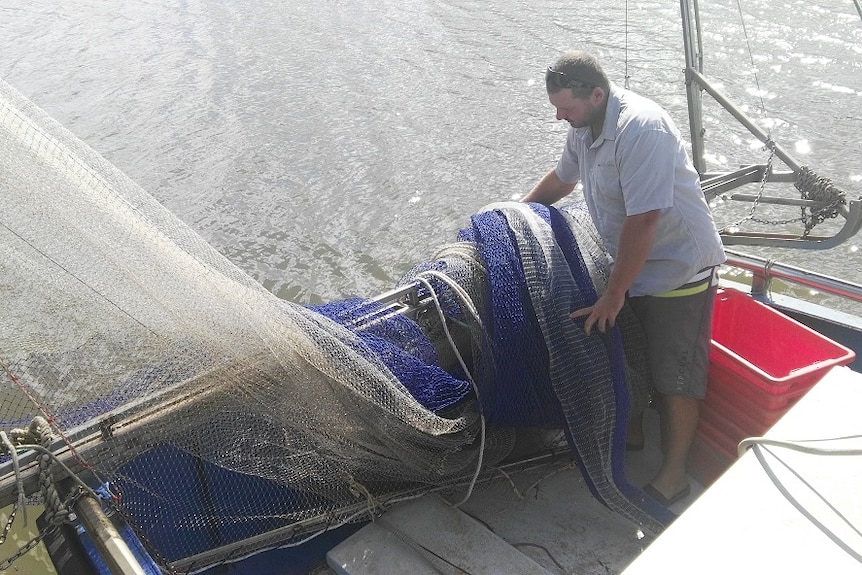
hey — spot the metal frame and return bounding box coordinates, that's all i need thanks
[724,249,862,302]
[679,0,862,249]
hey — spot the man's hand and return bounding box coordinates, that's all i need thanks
[570,291,626,335]
[521,169,576,205]
[571,209,660,335]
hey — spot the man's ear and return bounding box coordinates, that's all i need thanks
[590,86,606,105]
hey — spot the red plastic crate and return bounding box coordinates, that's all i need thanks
[703,385,785,437]
[700,400,759,447]
[707,360,810,411]
[695,416,740,462]
[709,288,855,396]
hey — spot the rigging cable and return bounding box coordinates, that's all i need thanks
[726,0,847,234]
[734,0,769,125]
[624,0,630,89]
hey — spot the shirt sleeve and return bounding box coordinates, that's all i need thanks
[554,127,581,186]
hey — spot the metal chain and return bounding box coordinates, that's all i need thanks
[0,524,57,571]
[719,140,776,233]
[0,487,82,571]
[0,506,18,545]
[718,142,845,232]
[726,203,844,229]
[0,412,92,573]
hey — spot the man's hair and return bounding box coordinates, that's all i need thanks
[545,52,611,96]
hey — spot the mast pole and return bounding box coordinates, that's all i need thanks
[680,0,706,175]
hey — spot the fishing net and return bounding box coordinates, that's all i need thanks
[0,77,663,573]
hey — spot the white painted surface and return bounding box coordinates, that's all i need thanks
[623,366,862,574]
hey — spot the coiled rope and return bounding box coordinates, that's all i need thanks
[0,416,98,570]
[0,416,82,527]
[796,166,847,235]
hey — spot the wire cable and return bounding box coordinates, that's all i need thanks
[738,435,862,458]
[749,443,862,563]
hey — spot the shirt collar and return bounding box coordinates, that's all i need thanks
[596,82,621,144]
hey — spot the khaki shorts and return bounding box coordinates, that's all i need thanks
[627,271,717,399]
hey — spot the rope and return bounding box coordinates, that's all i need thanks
[748,443,862,562]
[0,356,94,474]
[0,416,100,570]
[0,432,26,527]
[0,417,100,521]
[737,435,862,458]
[3,417,73,527]
[337,469,386,517]
[414,273,487,507]
[795,166,846,235]
[624,0,630,89]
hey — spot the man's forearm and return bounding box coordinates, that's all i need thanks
[521,169,576,205]
[606,210,660,297]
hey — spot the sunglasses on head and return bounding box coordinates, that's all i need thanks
[546,66,595,90]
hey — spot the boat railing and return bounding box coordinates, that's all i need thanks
[724,249,862,305]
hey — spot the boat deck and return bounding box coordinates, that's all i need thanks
[321,399,695,574]
[321,365,862,574]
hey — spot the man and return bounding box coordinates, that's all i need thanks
[521,51,726,507]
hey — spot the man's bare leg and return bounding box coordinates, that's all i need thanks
[650,394,699,498]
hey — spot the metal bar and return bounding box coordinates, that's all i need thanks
[702,169,795,182]
[701,165,766,198]
[71,489,147,575]
[721,199,862,249]
[692,0,705,73]
[704,175,799,197]
[727,194,838,208]
[0,365,232,508]
[687,68,803,172]
[701,165,799,198]
[724,249,862,303]
[171,447,572,570]
[680,0,706,174]
[370,283,419,305]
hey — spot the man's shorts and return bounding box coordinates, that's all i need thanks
[626,268,718,399]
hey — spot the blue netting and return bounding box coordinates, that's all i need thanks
[308,298,473,413]
[483,203,672,529]
[457,208,560,427]
[303,201,672,530]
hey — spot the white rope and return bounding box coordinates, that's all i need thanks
[748,443,862,562]
[413,272,486,507]
[738,435,862,458]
